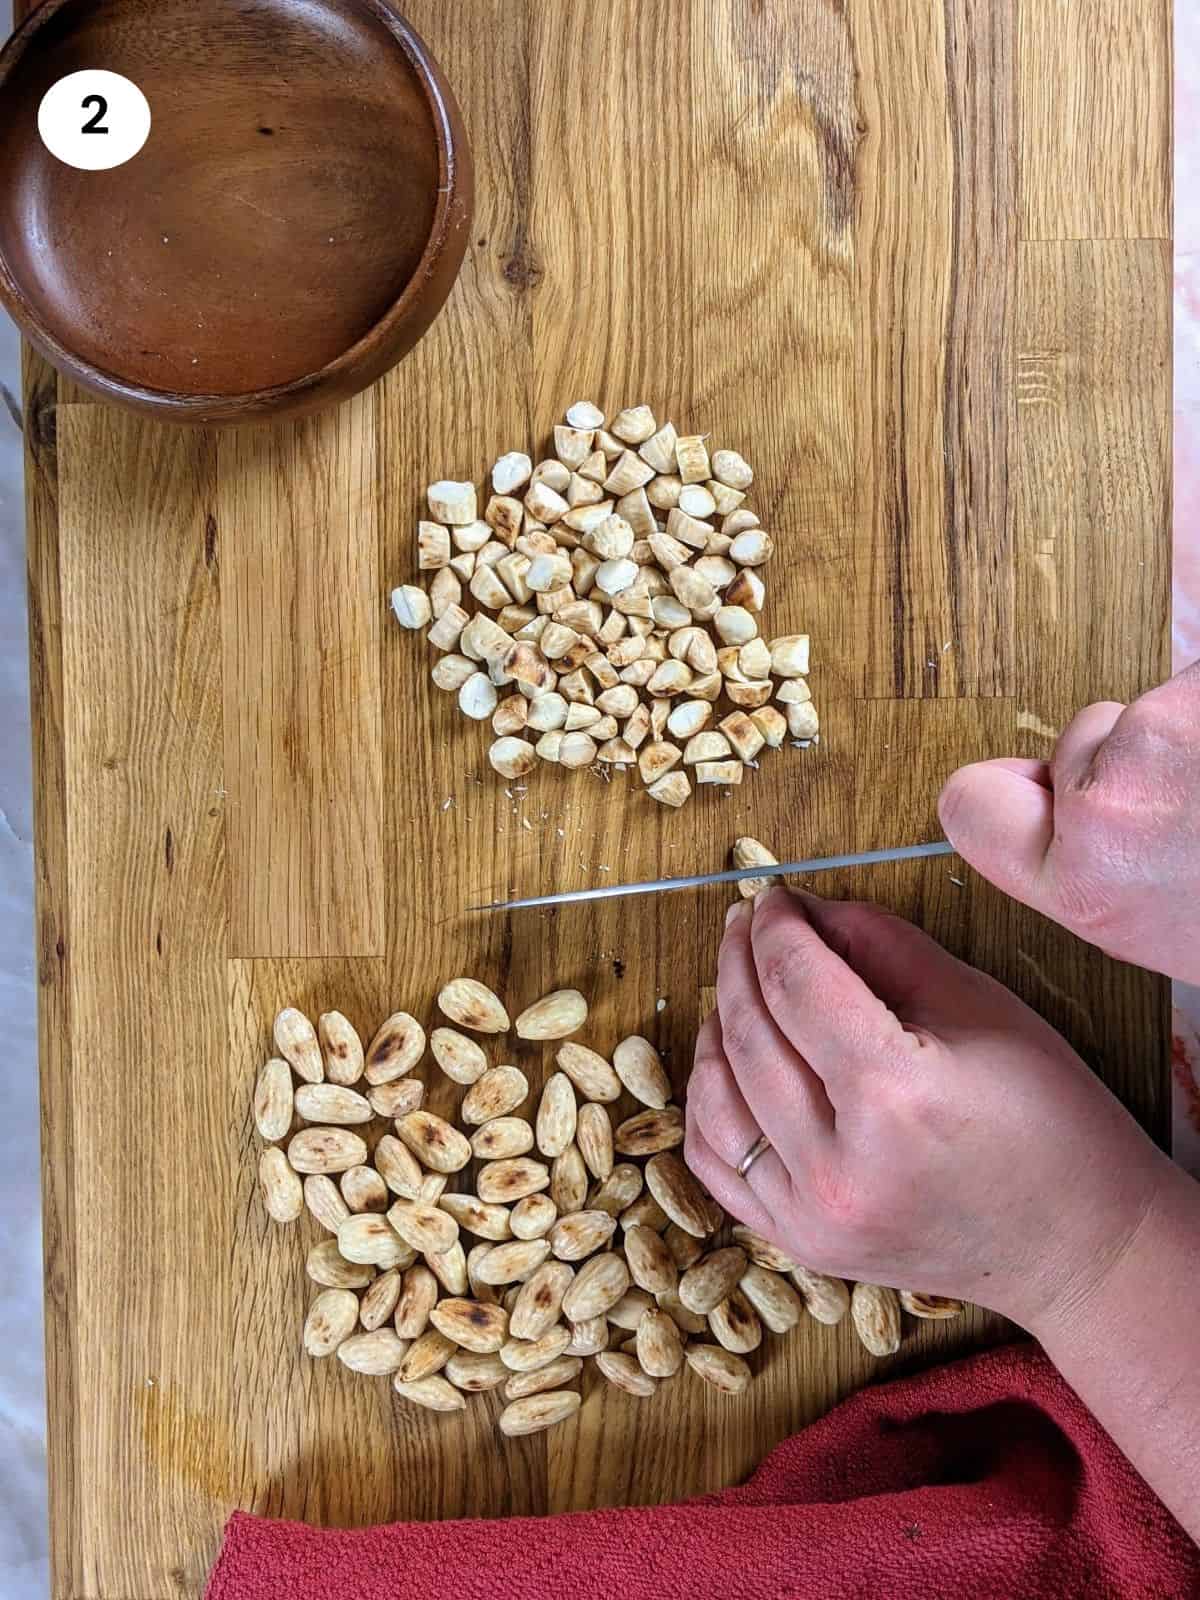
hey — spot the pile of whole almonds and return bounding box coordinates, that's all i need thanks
[390,402,820,807]
[255,953,961,1437]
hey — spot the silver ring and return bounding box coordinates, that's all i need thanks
[736,1132,772,1179]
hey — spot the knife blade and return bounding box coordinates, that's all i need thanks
[473,840,956,912]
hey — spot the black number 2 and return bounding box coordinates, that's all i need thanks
[81,94,109,134]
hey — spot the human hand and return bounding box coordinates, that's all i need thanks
[684,889,1175,1330]
[938,660,1200,984]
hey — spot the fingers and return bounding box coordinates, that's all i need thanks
[938,758,1056,909]
[714,902,834,1159]
[683,1119,787,1241]
[1051,701,1125,790]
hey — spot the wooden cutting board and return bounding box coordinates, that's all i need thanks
[22,1,1170,1594]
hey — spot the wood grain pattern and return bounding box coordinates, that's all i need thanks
[21,2,1171,1595]
[1019,0,1172,242]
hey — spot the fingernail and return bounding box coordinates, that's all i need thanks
[725,900,749,928]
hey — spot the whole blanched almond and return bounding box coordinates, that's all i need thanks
[550,1145,589,1214]
[644,1153,711,1238]
[515,989,588,1040]
[709,1288,763,1354]
[338,1214,413,1269]
[359,1268,402,1330]
[656,1287,706,1335]
[259,1148,302,1223]
[303,1289,358,1357]
[509,1260,575,1340]
[564,1315,608,1356]
[471,1116,535,1161]
[274,1008,323,1084]
[595,1350,656,1398]
[319,1011,364,1085]
[294,1083,372,1126]
[624,1224,677,1294]
[576,1103,614,1181]
[679,1248,748,1315]
[386,1201,459,1257]
[510,1194,557,1240]
[337,1329,408,1376]
[373,1134,424,1199]
[437,978,511,1034]
[611,1036,671,1109]
[614,1105,684,1157]
[254,1058,294,1141]
[397,1328,457,1382]
[473,1239,552,1286]
[740,1263,804,1332]
[664,1222,704,1270]
[561,1252,630,1321]
[467,1242,500,1304]
[393,1374,465,1412]
[462,1066,529,1125]
[446,1351,510,1391]
[499,1390,582,1437]
[287,1127,367,1175]
[367,1079,425,1120]
[364,1013,426,1085]
[425,1241,468,1295]
[477,1157,550,1204]
[635,1308,683,1377]
[430,1027,488,1086]
[536,1072,578,1158]
[499,1325,573,1372]
[851,1283,902,1356]
[394,1264,438,1339]
[396,1110,472,1173]
[503,1355,582,1401]
[304,1174,351,1233]
[555,1041,622,1102]
[419,1173,448,1204]
[438,1193,513,1242]
[619,1190,669,1232]
[606,1286,654,1331]
[899,1291,964,1320]
[429,1297,510,1353]
[731,1225,798,1272]
[549,1209,617,1262]
[790,1267,851,1325]
[306,1239,376,1290]
[686,1344,751,1394]
[590,1163,643,1217]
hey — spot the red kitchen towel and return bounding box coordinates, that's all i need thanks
[206,1342,1198,1600]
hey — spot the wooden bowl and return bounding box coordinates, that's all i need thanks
[0,0,472,422]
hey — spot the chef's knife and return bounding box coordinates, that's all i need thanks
[474,840,955,912]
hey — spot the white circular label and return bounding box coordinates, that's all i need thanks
[38,71,151,171]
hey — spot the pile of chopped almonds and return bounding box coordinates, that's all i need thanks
[256,953,962,1437]
[391,402,820,806]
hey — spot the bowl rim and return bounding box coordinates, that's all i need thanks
[0,0,465,416]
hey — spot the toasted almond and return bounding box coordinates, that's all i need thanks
[709,1288,763,1354]
[561,1252,630,1321]
[429,1297,510,1353]
[852,1282,902,1356]
[303,1289,359,1357]
[679,1248,748,1315]
[337,1214,412,1269]
[536,1072,578,1158]
[430,1027,489,1085]
[337,1328,408,1376]
[503,1355,582,1402]
[367,1079,425,1120]
[473,1239,552,1286]
[731,1224,797,1272]
[499,1325,573,1372]
[549,1209,617,1262]
[612,1036,671,1109]
[419,1173,448,1204]
[595,1350,657,1397]
[287,1126,367,1175]
[789,1267,851,1325]
[303,1173,351,1233]
[606,1286,655,1331]
[576,1103,615,1181]
[510,1193,558,1240]
[274,1008,323,1084]
[564,1315,608,1357]
[739,1263,805,1332]
[259,1147,302,1223]
[393,1374,464,1412]
[437,977,511,1034]
[254,1058,295,1141]
[466,1242,501,1305]
[555,1041,622,1102]
[550,1144,589,1214]
[635,1308,684,1377]
[655,1286,706,1335]
[293,1083,371,1126]
[397,1327,457,1382]
[499,1390,582,1437]
[644,1153,711,1238]
[619,1190,670,1232]
[425,1240,469,1296]
[614,1105,684,1157]
[470,1116,535,1161]
[359,1268,403,1330]
[395,1110,472,1173]
[462,1065,530,1125]
[899,1291,965,1320]
[445,1350,510,1391]
[686,1343,752,1394]
[509,1260,575,1341]
[306,1239,375,1290]
[393,1264,439,1339]
[515,989,588,1041]
[363,1013,426,1085]
[730,837,780,900]
[432,1194,509,1244]
[664,1222,705,1270]
[590,1163,644,1218]
[786,701,820,740]
[477,1157,551,1204]
[624,1224,678,1295]
[373,1134,424,1199]
[387,1200,459,1256]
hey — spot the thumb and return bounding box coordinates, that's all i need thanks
[938,759,1055,911]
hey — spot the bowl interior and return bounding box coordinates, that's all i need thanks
[0,0,442,396]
